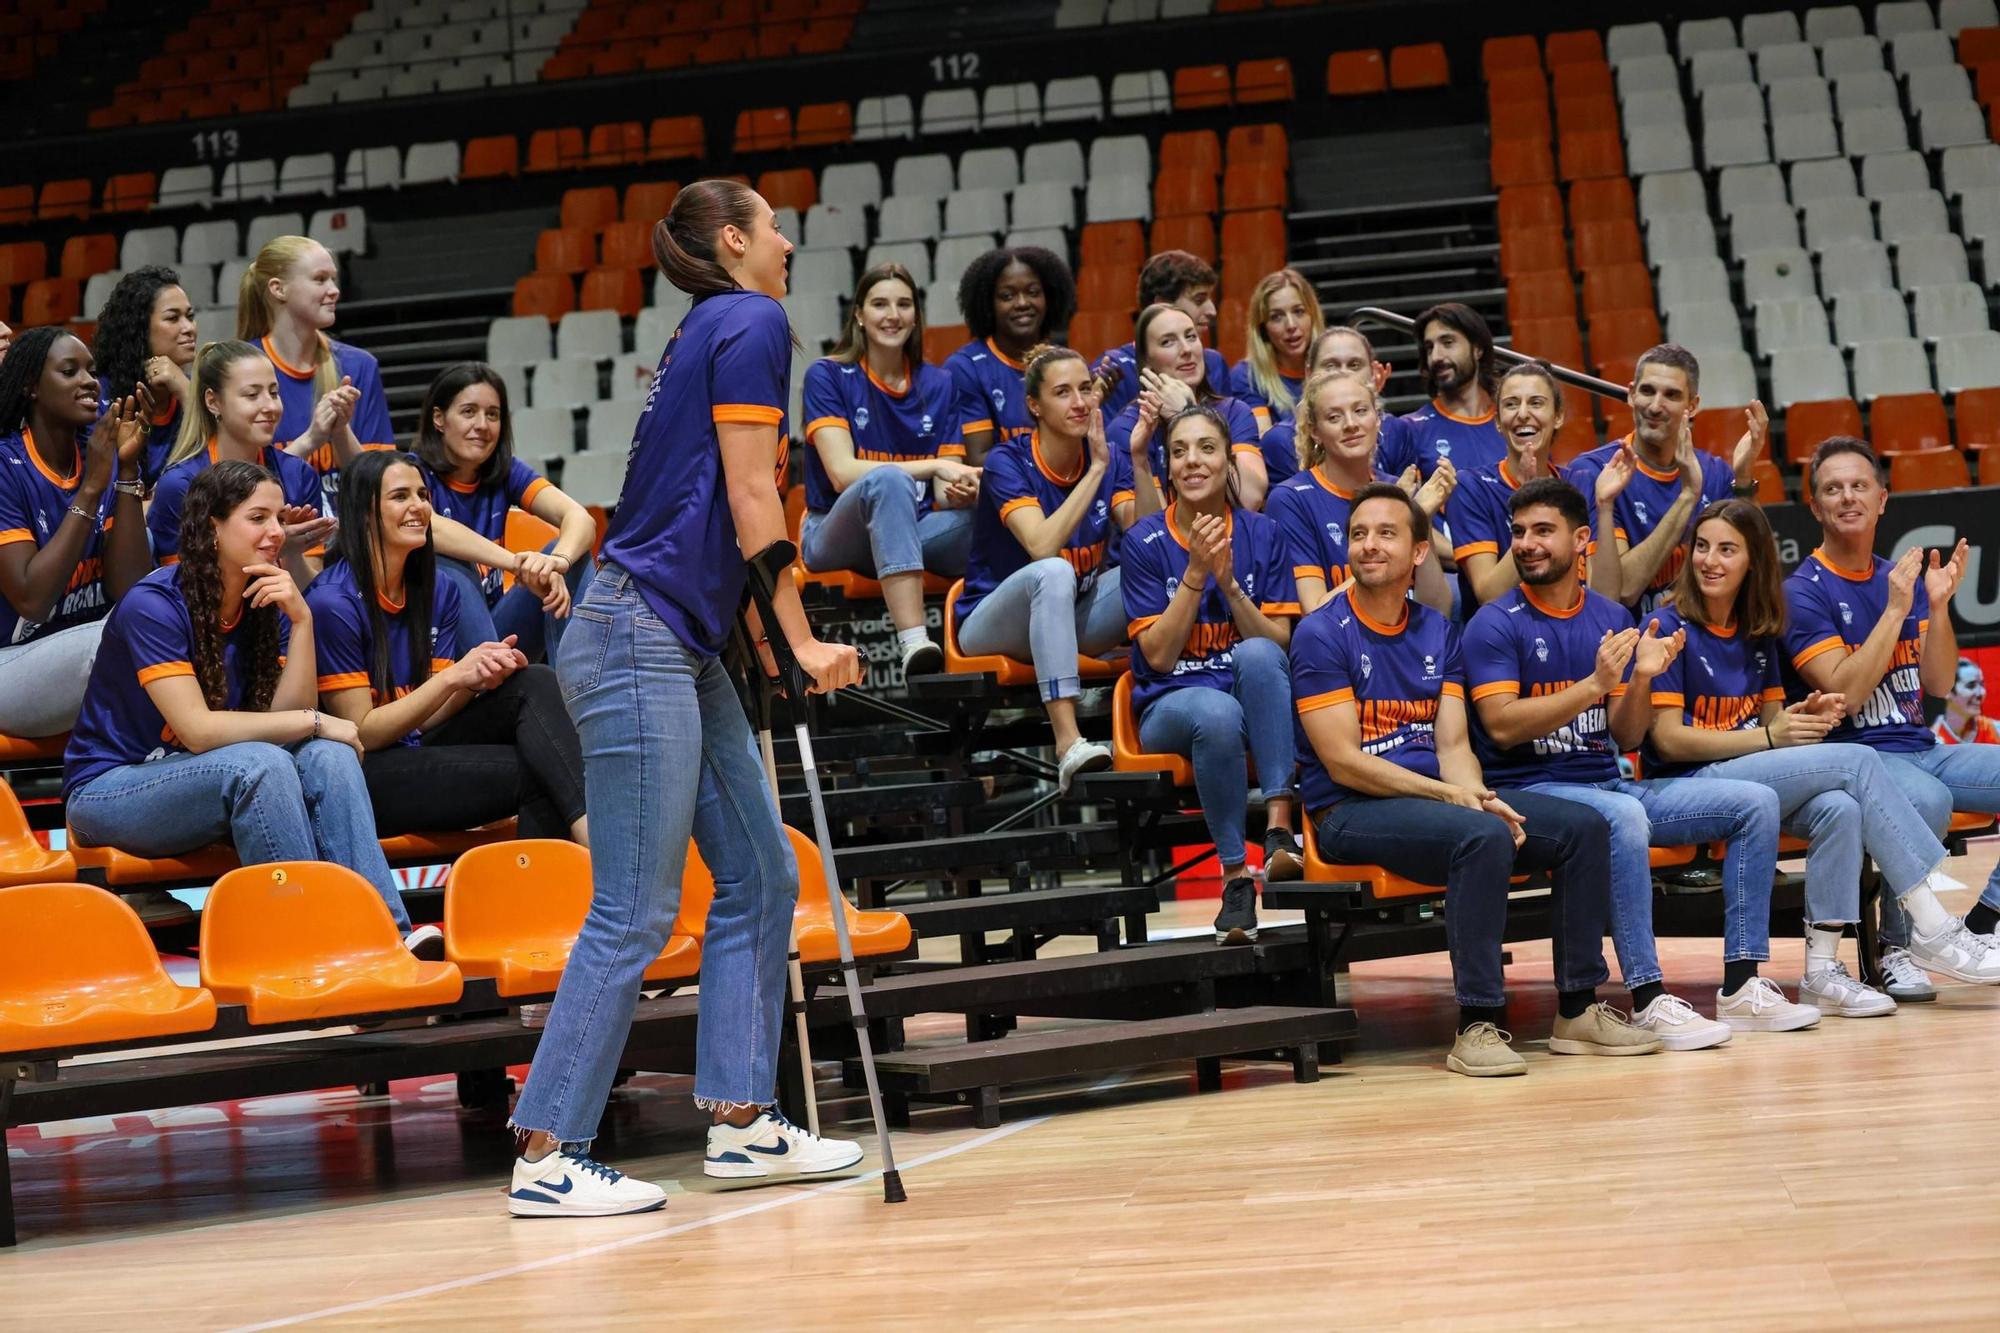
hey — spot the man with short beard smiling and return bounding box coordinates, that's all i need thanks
[1399,303,1508,477]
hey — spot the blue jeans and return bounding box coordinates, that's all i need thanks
[1876,743,2000,945]
[1527,775,1780,988]
[1682,743,1946,925]
[1314,789,1613,1008]
[1136,636,1294,867]
[67,739,409,931]
[958,559,1127,702]
[799,467,974,581]
[510,564,798,1142]
[440,540,596,665]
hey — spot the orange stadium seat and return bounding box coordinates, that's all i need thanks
[1977,61,2000,109]
[695,27,754,64]
[38,177,89,221]
[1174,64,1233,110]
[535,226,597,275]
[1069,311,1127,362]
[525,127,585,173]
[1960,27,2000,65]
[794,101,853,146]
[1390,42,1449,90]
[1215,294,1249,362]
[540,49,592,81]
[200,862,462,1025]
[1569,177,1636,224]
[640,39,691,72]
[580,265,644,317]
[1582,261,1653,316]
[0,186,33,224]
[1748,458,1785,502]
[944,580,1123,687]
[1237,58,1293,103]
[560,186,619,232]
[0,783,72,888]
[1161,129,1222,178]
[513,272,576,321]
[587,121,645,167]
[1573,219,1643,269]
[1302,823,1443,902]
[1890,447,1971,492]
[1693,407,1749,459]
[1112,673,1193,787]
[1482,34,1542,79]
[1218,210,1286,284]
[1955,386,2000,450]
[1509,315,1585,368]
[1490,137,1555,188]
[1226,123,1288,170]
[1792,394,1864,462]
[734,106,793,152]
[1588,309,1662,371]
[1500,225,1567,278]
[66,824,236,888]
[1545,29,1605,66]
[1499,184,1564,230]
[1150,214,1216,263]
[445,840,698,996]
[1508,271,1576,322]
[0,240,47,285]
[1551,63,1615,102]
[924,323,967,364]
[22,278,80,326]
[1216,0,1265,10]
[1871,392,1951,455]
[648,115,705,161]
[1559,129,1623,182]
[779,826,912,966]
[101,171,156,213]
[599,219,653,269]
[1222,162,1286,211]
[1601,398,1635,439]
[1552,412,1598,463]
[462,135,520,180]
[0,884,215,1054]
[1154,167,1219,218]
[1076,263,1138,313]
[59,233,116,280]
[758,167,816,213]
[624,180,680,221]
[1081,220,1147,270]
[1326,50,1386,97]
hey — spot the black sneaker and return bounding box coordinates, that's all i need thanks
[1263,828,1304,882]
[1214,876,1259,945]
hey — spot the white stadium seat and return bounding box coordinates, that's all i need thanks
[1627,123,1697,174]
[1818,35,1884,77]
[1768,75,1832,118]
[1755,41,1821,82]
[981,82,1041,129]
[1897,234,1972,287]
[1648,212,1722,264]
[1731,203,1801,259]
[1109,70,1170,116]
[1943,0,2000,34]
[1920,100,1990,151]
[1677,18,1740,65]
[1011,181,1077,231]
[1607,22,1668,64]
[866,241,933,286]
[1773,114,1841,162]
[958,147,1021,194]
[218,159,278,203]
[1043,75,1104,122]
[1819,239,1896,295]
[276,154,337,198]
[557,310,622,361]
[1741,11,1802,50]
[1657,256,1733,307]
[83,270,123,319]
[1912,282,1992,339]
[1860,150,1933,201]
[510,407,577,466]
[179,220,240,268]
[1666,301,1746,351]
[1638,171,1709,226]
[487,315,552,365]
[891,154,955,201]
[157,165,214,210]
[1942,145,2000,199]
[1616,55,1680,97]
[920,89,980,136]
[342,145,402,192]
[944,188,1008,237]
[1770,343,1851,407]
[854,95,916,141]
[308,206,367,256]
[531,357,600,408]
[1934,331,2000,392]
[820,162,883,212]
[1718,164,1786,217]
[1831,288,1912,345]
[560,452,628,508]
[804,203,867,251]
[1742,246,1819,303]
[1802,195,1876,251]
[1803,6,1865,45]
[789,249,856,294]
[1876,1,1939,37]
[1695,348,1760,406]
[244,213,303,257]
[631,307,676,364]
[933,236,994,292]
[1090,135,1151,180]
[1789,156,1860,203]
[1755,297,1833,353]
[1891,29,1956,78]
[1833,69,1898,116]
[1852,337,1934,399]
[402,141,461,185]
[1906,64,1974,113]
[1004,226,1071,253]
[1620,91,1687,131]
[1843,107,1911,156]
[876,195,942,243]
[1084,176,1151,223]
[1024,140,1087,190]
[1878,190,1951,246]
[585,398,644,454]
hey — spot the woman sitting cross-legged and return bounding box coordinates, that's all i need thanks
[307,451,588,845]
[63,461,424,940]
[800,261,980,676]
[413,361,595,665]
[1121,403,1304,944]
[957,345,1158,791]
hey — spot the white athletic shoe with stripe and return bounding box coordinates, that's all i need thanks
[508,1148,667,1217]
[704,1111,863,1179]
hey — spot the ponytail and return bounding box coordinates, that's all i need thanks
[237,235,341,403]
[653,178,760,299]
[169,340,271,466]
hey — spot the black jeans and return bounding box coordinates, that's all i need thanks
[1313,788,1613,1008]
[361,664,587,840]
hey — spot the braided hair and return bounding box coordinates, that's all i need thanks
[90,266,185,397]
[177,460,285,712]
[0,326,69,434]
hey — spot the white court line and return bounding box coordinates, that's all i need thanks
[223,1116,1049,1333]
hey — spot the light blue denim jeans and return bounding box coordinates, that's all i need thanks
[799,466,974,581]
[1875,743,2000,946]
[958,559,1127,703]
[510,564,798,1143]
[1682,743,1947,925]
[1136,636,1294,867]
[66,739,409,931]
[440,539,596,665]
[1527,775,1780,988]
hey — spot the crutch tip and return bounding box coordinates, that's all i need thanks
[882,1170,908,1204]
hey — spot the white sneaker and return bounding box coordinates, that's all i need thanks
[1903,920,2000,985]
[1631,993,1733,1050]
[1800,962,1897,1018]
[900,637,943,676]
[1716,976,1822,1032]
[1878,946,1938,1002]
[704,1111,863,1179]
[1055,737,1111,794]
[508,1147,666,1217]
[403,923,445,961]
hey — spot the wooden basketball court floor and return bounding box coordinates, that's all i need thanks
[7,842,2000,1331]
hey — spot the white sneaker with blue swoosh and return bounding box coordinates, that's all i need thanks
[508,1148,667,1217]
[704,1112,863,1179]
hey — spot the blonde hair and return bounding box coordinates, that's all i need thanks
[236,235,341,402]
[1244,268,1324,419]
[1292,368,1378,472]
[169,340,272,466]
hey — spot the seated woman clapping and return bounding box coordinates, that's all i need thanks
[1120,404,1303,945]
[307,451,588,845]
[414,362,595,665]
[1105,303,1265,506]
[63,461,419,935]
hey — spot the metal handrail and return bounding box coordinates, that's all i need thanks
[1349,306,1631,403]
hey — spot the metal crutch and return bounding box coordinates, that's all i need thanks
[742,540,907,1204]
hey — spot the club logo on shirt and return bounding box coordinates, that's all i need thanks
[1422,654,1437,678]
[1634,500,1651,526]
[1754,650,1768,673]
[1700,654,1715,677]
[1435,440,1452,454]
[920,413,934,434]
[990,388,1006,411]
[1325,522,1344,546]
[1838,601,1853,626]
[1534,636,1549,662]
[855,406,871,431]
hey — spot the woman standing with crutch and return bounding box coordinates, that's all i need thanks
[506,181,866,1218]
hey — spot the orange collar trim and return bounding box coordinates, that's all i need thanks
[1349,593,1409,636]
[261,335,317,381]
[864,361,911,399]
[1309,465,1358,500]
[376,589,406,614]
[22,428,80,489]
[1166,503,1231,550]
[1811,546,1877,582]
[1433,398,1495,426]
[1030,430,1084,488]
[445,477,482,494]
[985,338,1027,372]
[1707,618,1738,638]
[1521,582,1586,619]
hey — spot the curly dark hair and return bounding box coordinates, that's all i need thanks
[177,460,286,713]
[90,266,185,399]
[956,246,1075,344]
[0,325,72,434]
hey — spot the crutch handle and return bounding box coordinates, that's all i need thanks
[742,539,811,705]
